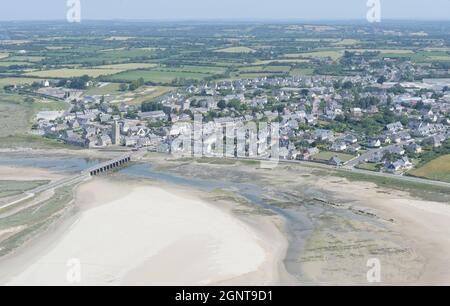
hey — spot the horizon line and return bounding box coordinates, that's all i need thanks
[1,18,450,23]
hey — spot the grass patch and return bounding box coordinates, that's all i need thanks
[25,68,126,78]
[334,170,450,203]
[157,65,227,75]
[0,61,34,67]
[312,151,355,162]
[239,65,291,74]
[348,49,415,55]
[0,135,67,149]
[118,86,176,105]
[409,155,450,183]
[0,77,42,87]
[195,157,237,165]
[105,69,211,83]
[356,162,381,172]
[254,59,309,65]
[94,63,157,70]
[284,50,344,61]
[0,92,34,137]
[332,39,360,46]
[0,180,49,198]
[84,83,122,95]
[4,56,45,62]
[215,47,256,53]
[290,68,314,76]
[0,186,73,257]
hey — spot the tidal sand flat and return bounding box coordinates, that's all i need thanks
[0,165,64,182]
[2,178,289,286]
[140,155,450,285]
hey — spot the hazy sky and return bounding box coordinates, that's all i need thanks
[0,0,449,21]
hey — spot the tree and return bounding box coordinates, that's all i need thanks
[342,81,353,90]
[319,100,327,112]
[377,76,387,84]
[24,97,35,104]
[141,101,163,112]
[217,100,227,110]
[68,75,90,89]
[300,89,309,96]
[129,78,145,91]
[119,83,128,91]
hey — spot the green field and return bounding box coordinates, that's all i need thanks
[3,56,45,62]
[348,49,415,55]
[215,47,256,53]
[105,69,212,83]
[0,87,67,142]
[0,135,67,150]
[254,59,309,65]
[230,72,275,79]
[33,99,69,112]
[335,170,450,204]
[284,50,344,61]
[349,49,450,62]
[290,68,315,76]
[94,63,157,70]
[98,48,156,59]
[312,151,356,163]
[238,65,291,74]
[156,65,227,75]
[0,92,34,137]
[84,83,122,95]
[409,155,450,183]
[122,86,176,105]
[0,186,74,257]
[332,39,360,46]
[0,77,42,87]
[356,162,381,171]
[0,180,49,198]
[0,61,34,67]
[25,68,126,78]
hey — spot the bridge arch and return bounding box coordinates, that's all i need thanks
[89,155,132,176]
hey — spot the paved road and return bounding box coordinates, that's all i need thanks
[345,140,413,168]
[119,148,450,189]
[236,156,450,189]
[1,152,138,211]
[0,173,89,211]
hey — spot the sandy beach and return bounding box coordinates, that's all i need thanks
[137,155,450,285]
[1,178,291,286]
[1,153,449,286]
[311,176,450,285]
[0,165,64,182]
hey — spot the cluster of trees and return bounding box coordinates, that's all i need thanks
[332,107,406,136]
[217,99,249,112]
[141,100,164,112]
[333,80,354,90]
[356,96,380,109]
[58,75,91,89]
[120,78,145,91]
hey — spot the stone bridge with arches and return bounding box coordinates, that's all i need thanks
[85,155,132,176]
